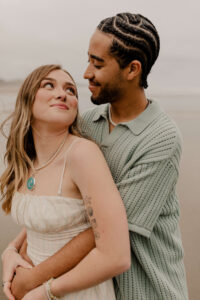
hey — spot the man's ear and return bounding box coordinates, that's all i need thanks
[126,60,142,80]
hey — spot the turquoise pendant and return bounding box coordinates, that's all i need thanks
[27,176,35,191]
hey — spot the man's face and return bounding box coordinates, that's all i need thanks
[84,30,126,105]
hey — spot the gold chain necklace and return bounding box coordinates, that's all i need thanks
[26,133,68,191]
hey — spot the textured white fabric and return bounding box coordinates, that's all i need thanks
[11,192,116,299]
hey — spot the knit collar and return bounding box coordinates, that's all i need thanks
[92,100,163,136]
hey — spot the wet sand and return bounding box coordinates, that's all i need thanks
[0,87,199,299]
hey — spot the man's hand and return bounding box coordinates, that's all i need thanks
[10,228,95,299]
[19,240,33,266]
[11,267,34,300]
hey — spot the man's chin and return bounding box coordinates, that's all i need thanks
[91,96,102,105]
[91,95,108,105]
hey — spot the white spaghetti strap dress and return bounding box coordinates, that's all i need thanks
[11,141,116,299]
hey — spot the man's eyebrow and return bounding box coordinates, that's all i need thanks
[89,54,105,63]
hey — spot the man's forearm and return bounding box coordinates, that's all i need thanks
[22,228,95,291]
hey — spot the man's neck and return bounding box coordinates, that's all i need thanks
[110,87,148,124]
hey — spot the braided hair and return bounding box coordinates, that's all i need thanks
[97,13,160,88]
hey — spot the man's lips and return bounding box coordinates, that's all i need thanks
[89,82,100,92]
[50,104,69,110]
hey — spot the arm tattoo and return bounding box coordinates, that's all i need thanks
[83,195,100,240]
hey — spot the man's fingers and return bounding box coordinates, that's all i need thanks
[21,254,34,266]
[19,241,34,266]
[19,240,27,256]
[18,257,33,269]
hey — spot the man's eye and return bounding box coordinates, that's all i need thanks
[94,65,102,69]
[87,59,102,69]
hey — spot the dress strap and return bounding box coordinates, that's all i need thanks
[57,138,80,196]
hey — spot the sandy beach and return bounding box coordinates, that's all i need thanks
[0,85,199,299]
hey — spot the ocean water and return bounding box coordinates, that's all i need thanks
[0,86,200,299]
[0,84,200,114]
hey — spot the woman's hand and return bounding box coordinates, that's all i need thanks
[3,281,14,300]
[22,285,47,300]
[2,250,32,300]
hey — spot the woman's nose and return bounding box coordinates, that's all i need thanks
[55,89,66,101]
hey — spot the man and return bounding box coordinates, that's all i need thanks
[5,12,188,299]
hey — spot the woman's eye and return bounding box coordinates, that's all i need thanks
[66,87,76,95]
[43,82,53,88]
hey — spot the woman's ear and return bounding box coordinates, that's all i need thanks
[127,60,142,80]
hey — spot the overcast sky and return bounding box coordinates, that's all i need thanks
[0,0,200,91]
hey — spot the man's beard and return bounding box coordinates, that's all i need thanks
[91,82,123,105]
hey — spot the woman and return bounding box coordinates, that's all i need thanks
[1,64,130,299]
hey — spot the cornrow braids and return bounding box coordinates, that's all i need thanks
[97,13,160,88]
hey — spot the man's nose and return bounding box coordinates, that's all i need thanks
[83,65,93,79]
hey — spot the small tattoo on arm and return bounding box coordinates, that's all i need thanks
[84,196,92,205]
[90,218,97,229]
[94,231,100,239]
[87,206,94,217]
[83,195,100,240]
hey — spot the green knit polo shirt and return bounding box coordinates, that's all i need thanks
[81,100,188,300]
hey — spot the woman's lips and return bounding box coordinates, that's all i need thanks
[50,104,69,110]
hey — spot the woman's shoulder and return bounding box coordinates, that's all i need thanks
[67,136,101,162]
[67,136,109,181]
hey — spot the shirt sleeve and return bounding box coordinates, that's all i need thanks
[116,159,178,238]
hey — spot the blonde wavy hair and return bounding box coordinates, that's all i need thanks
[0,64,81,214]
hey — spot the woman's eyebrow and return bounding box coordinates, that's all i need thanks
[42,77,76,88]
[42,77,56,81]
[42,78,76,87]
[64,82,76,87]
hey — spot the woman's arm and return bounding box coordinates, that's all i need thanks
[49,139,130,297]
[2,228,26,253]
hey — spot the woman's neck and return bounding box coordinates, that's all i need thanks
[32,125,69,166]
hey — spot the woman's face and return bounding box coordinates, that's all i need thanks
[32,69,78,130]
